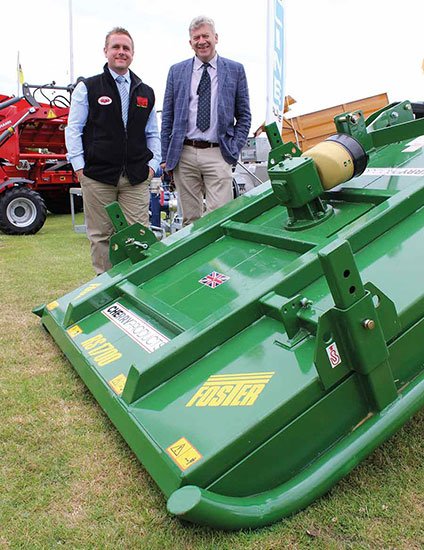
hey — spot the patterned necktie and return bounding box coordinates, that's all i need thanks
[196,63,211,132]
[116,75,129,127]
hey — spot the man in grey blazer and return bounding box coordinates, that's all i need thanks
[161,15,251,225]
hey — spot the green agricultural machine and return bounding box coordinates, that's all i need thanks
[35,100,424,529]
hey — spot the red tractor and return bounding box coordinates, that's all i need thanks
[0,82,80,235]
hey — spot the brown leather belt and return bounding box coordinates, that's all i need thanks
[184,139,219,149]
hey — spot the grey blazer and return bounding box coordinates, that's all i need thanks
[161,55,251,171]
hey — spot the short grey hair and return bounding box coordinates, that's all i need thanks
[188,16,216,35]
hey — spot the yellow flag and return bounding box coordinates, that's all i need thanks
[18,62,24,84]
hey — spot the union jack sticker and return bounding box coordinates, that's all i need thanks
[199,271,230,289]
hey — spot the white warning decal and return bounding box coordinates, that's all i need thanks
[326,342,341,368]
[102,302,169,353]
[364,167,424,177]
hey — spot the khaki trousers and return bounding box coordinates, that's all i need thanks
[80,173,150,274]
[173,145,233,226]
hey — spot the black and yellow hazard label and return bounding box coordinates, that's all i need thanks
[47,300,59,311]
[67,325,83,338]
[108,373,127,395]
[186,371,275,407]
[166,437,202,471]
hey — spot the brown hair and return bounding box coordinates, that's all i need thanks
[105,27,134,50]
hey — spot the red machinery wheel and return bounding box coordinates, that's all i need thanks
[0,187,47,235]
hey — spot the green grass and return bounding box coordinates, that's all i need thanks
[0,214,423,549]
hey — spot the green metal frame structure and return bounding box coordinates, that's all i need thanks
[34,101,424,529]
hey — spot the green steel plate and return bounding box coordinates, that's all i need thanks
[35,118,424,529]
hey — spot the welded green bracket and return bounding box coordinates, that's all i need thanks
[365,100,414,131]
[334,103,424,152]
[265,122,302,170]
[105,201,130,231]
[105,202,157,265]
[260,291,312,347]
[334,110,373,151]
[363,282,401,343]
[315,240,398,411]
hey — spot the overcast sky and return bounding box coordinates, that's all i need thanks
[3,0,423,131]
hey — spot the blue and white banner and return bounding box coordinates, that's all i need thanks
[266,0,285,131]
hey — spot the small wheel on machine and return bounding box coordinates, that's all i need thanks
[0,186,47,235]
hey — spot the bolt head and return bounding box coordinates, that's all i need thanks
[362,319,375,330]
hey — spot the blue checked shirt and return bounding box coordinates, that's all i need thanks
[65,68,161,173]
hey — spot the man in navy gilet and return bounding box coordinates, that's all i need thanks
[66,27,161,274]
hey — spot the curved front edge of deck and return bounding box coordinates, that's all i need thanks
[167,372,424,530]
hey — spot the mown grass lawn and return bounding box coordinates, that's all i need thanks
[0,213,423,549]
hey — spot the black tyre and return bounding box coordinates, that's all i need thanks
[42,191,83,214]
[0,187,47,235]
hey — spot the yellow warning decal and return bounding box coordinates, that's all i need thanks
[166,437,202,471]
[47,300,59,311]
[108,373,127,395]
[80,333,122,366]
[75,283,101,300]
[67,325,83,338]
[186,371,275,408]
[47,109,56,119]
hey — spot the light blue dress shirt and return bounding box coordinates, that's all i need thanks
[65,68,161,174]
[186,54,218,142]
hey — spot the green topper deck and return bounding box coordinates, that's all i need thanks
[35,102,424,529]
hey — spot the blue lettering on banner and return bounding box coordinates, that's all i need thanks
[272,0,284,124]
